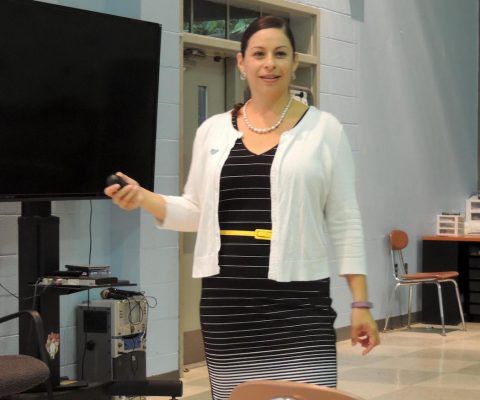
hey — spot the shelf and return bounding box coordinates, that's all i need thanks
[423,235,480,242]
[31,281,137,295]
[183,32,318,67]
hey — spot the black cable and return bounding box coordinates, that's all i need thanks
[0,282,19,299]
[130,351,139,377]
[125,295,155,346]
[143,303,149,342]
[145,295,158,309]
[81,288,91,381]
[142,295,157,341]
[31,279,40,310]
[81,201,93,380]
[88,200,93,264]
[0,278,49,303]
[128,297,145,326]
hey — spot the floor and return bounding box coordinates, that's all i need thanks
[161,322,480,400]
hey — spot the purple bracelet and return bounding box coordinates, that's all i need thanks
[351,301,373,309]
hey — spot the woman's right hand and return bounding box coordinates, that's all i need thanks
[104,172,144,211]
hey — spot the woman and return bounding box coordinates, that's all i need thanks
[105,16,379,400]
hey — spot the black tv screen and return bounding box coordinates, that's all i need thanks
[0,0,161,201]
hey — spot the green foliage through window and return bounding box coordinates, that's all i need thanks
[184,0,260,41]
[192,20,226,38]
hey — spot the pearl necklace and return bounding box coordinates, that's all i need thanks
[242,96,293,134]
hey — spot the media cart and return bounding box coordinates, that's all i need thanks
[17,201,182,399]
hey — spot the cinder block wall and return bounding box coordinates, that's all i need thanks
[0,0,182,378]
[290,0,478,327]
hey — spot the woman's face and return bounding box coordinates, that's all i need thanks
[237,27,298,98]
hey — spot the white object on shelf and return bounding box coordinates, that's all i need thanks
[466,195,480,221]
[465,220,480,235]
[436,214,464,236]
[464,195,480,235]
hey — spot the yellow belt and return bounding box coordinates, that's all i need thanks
[220,229,272,240]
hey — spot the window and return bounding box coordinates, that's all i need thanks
[193,0,226,38]
[184,0,265,42]
[182,0,320,105]
[229,5,259,42]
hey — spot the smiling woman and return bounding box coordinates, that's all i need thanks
[235,23,299,142]
[188,17,378,400]
[105,14,379,400]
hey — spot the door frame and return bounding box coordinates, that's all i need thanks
[178,0,320,372]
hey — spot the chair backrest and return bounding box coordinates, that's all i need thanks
[390,230,408,250]
[0,310,53,399]
[389,229,409,278]
[229,380,365,400]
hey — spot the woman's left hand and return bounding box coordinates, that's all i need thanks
[350,308,380,355]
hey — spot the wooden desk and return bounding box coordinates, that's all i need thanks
[423,235,480,242]
[422,235,480,324]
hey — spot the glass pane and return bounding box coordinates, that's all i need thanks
[192,0,226,39]
[229,6,259,42]
[183,0,191,32]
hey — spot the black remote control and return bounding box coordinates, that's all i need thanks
[106,174,127,188]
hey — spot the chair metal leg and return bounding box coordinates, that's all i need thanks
[384,283,400,332]
[45,378,54,400]
[448,279,466,331]
[407,285,413,328]
[436,282,446,336]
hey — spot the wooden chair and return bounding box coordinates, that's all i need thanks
[229,380,365,400]
[0,310,53,399]
[383,229,466,335]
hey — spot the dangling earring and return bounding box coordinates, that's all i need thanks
[291,71,296,81]
[240,72,246,81]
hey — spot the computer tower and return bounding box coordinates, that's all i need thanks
[77,297,147,382]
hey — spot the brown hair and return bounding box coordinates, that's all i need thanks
[240,16,296,57]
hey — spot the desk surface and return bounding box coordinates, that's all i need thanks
[423,235,480,242]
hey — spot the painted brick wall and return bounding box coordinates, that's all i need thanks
[289,0,478,327]
[289,0,367,328]
[0,0,181,379]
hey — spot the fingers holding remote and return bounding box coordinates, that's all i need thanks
[105,172,143,210]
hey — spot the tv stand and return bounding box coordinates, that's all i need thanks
[18,201,61,384]
[17,202,134,387]
[17,201,183,399]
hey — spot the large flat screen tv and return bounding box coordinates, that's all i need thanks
[0,0,161,201]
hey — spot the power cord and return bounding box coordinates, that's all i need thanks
[81,200,94,380]
[88,200,93,264]
[141,295,157,342]
[0,281,18,299]
[31,278,45,310]
[0,278,49,304]
[129,351,139,377]
[80,288,91,381]
[128,297,145,326]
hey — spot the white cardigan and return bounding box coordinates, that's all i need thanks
[157,106,367,282]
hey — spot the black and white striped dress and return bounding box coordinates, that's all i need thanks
[200,137,337,400]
